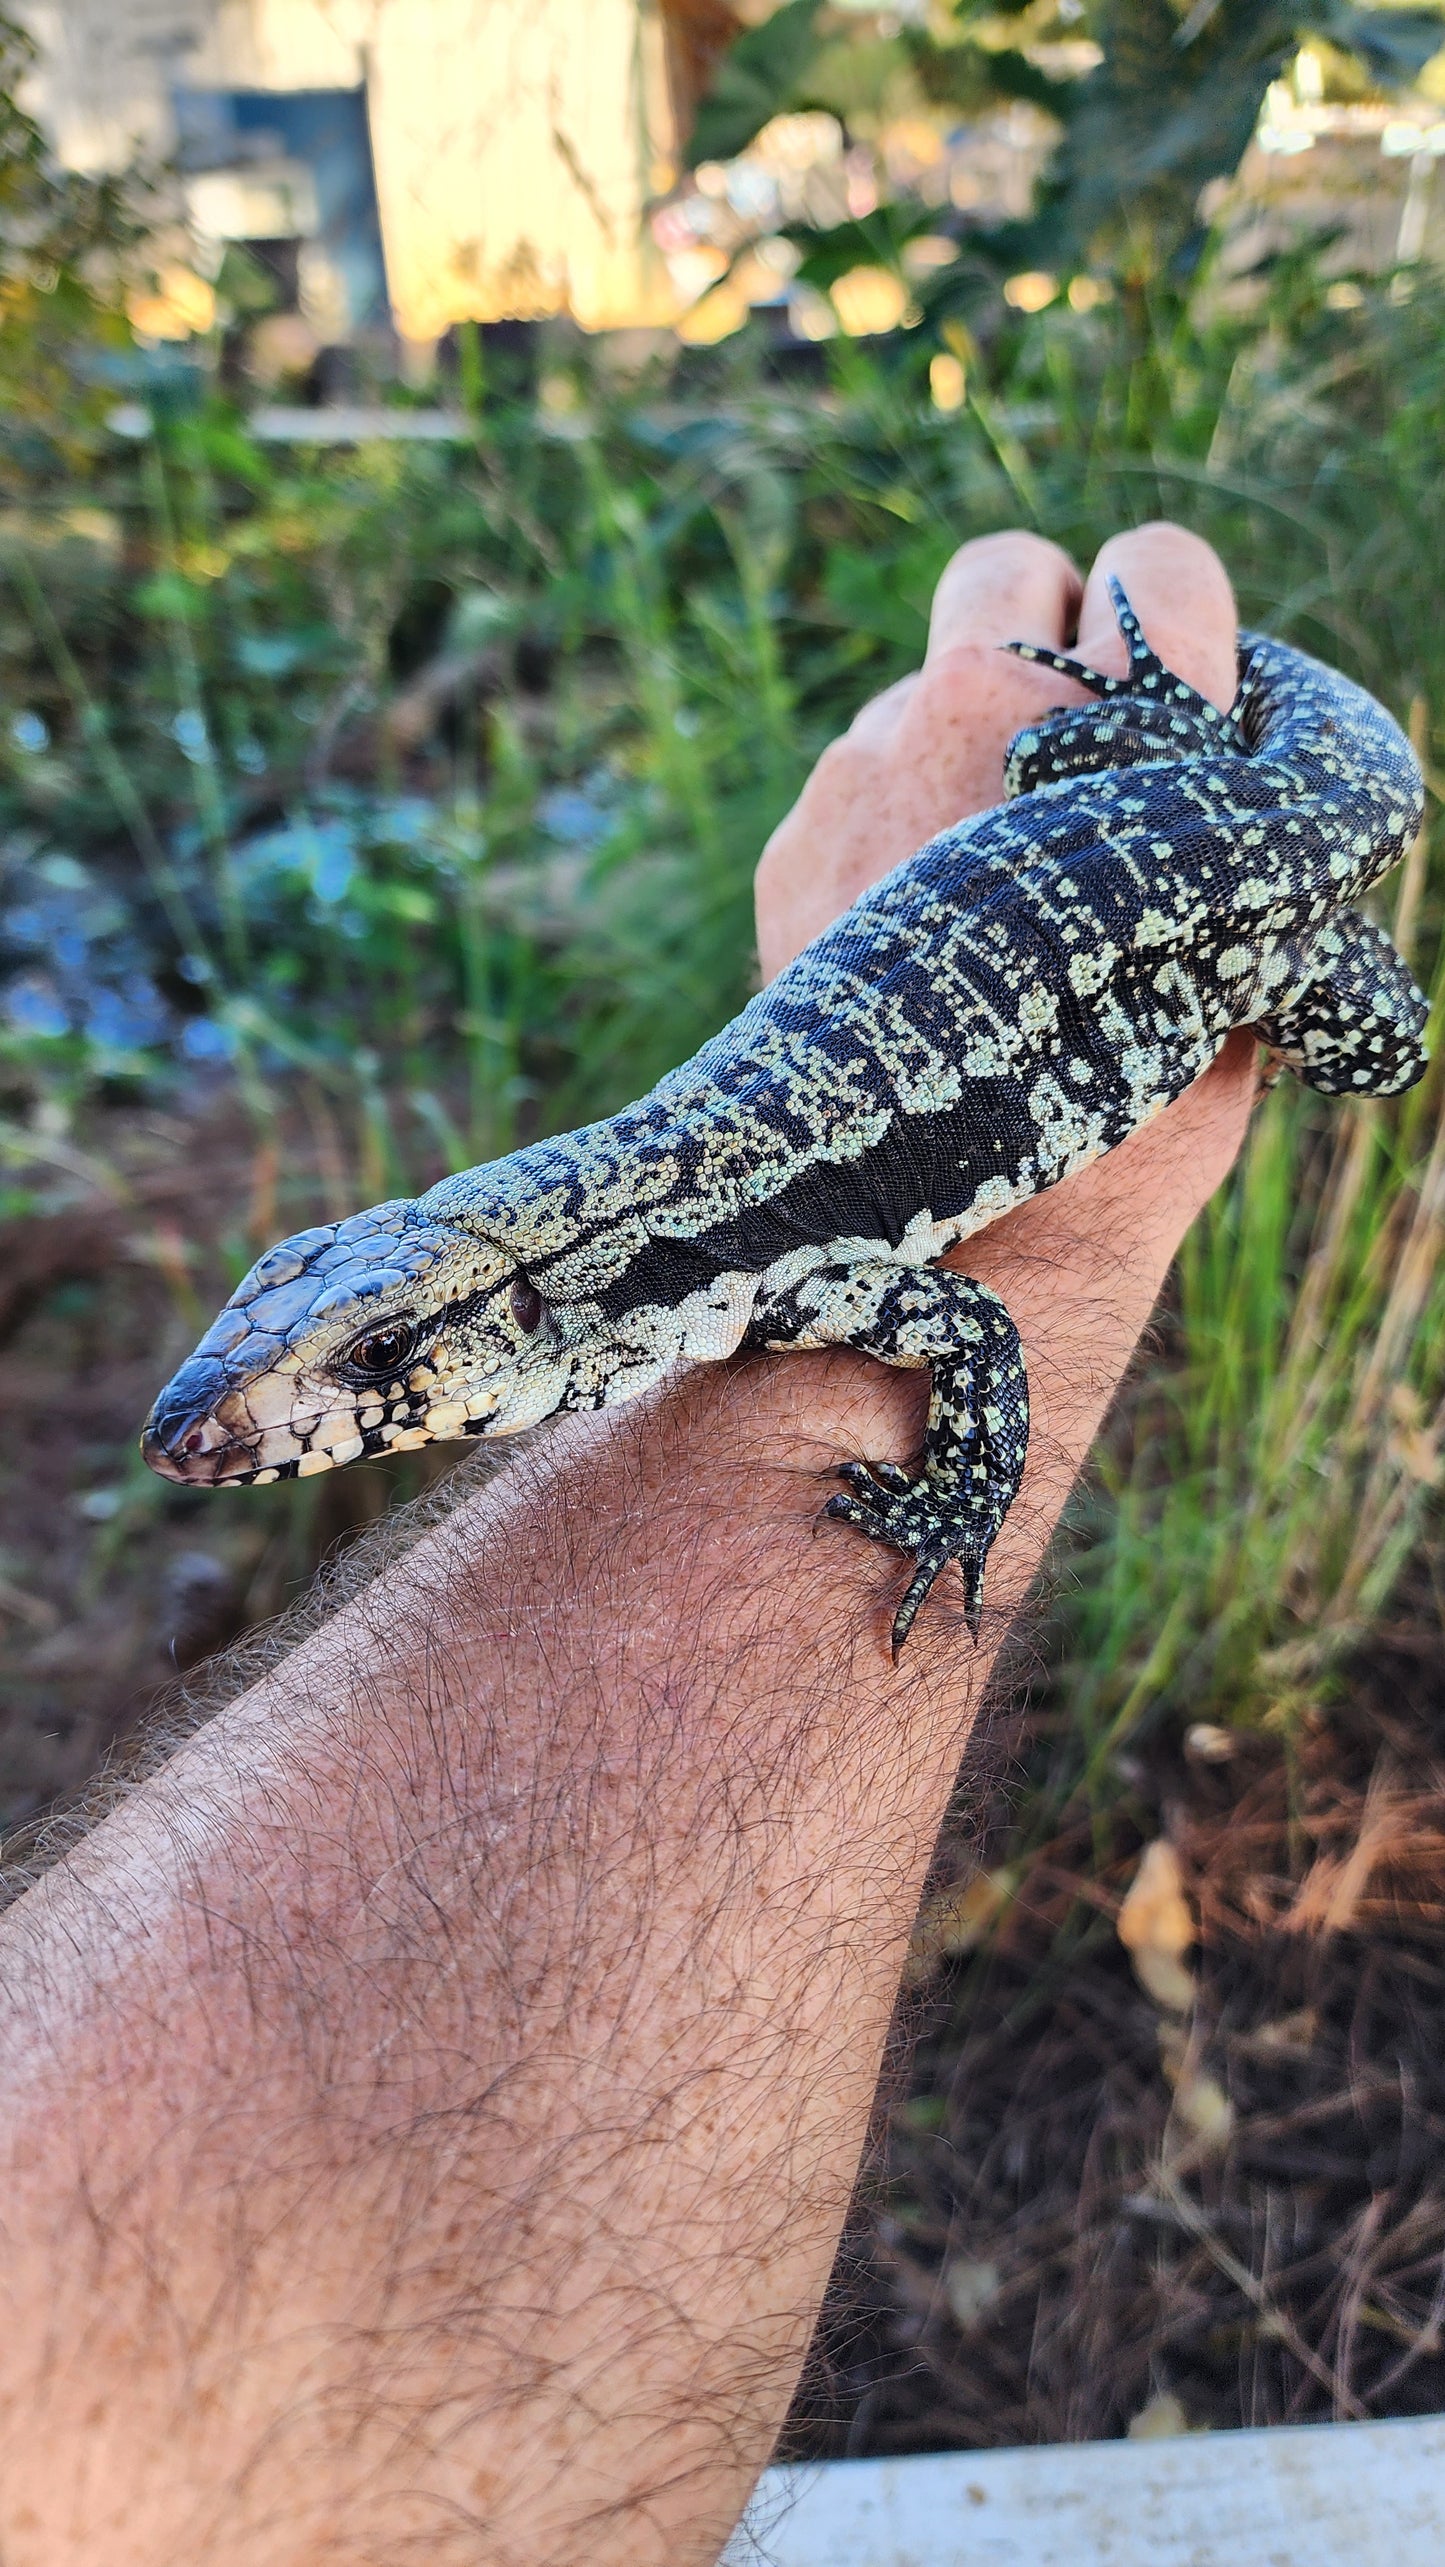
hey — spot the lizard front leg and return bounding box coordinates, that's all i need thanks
[754,1261,1029,1655]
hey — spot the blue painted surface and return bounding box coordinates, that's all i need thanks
[174,85,388,329]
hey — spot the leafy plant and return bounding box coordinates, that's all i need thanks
[685,0,826,165]
[1024,0,1445,278]
[682,0,1445,295]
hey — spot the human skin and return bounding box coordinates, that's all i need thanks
[0,524,1254,2566]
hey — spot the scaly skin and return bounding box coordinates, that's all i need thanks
[142,586,1428,1651]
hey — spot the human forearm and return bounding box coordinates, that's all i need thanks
[0,1055,1246,2567]
[0,522,1255,2567]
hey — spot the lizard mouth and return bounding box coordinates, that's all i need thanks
[139,1357,479,1486]
[141,1356,255,1485]
[139,1405,358,1487]
[140,1422,268,1487]
[139,1356,343,1487]
[139,1399,277,1488]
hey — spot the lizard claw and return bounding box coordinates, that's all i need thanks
[825,1468,996,1656]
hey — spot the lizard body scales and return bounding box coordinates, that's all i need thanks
[143,587,1429,1650]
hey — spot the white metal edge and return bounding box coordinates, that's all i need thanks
[724,2412,1445,2567]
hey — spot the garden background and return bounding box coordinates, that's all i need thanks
[5,0,1445,2457]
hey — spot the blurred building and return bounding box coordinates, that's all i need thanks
[17,0,699,344]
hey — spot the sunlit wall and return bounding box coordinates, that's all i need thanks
[22,0,682,341]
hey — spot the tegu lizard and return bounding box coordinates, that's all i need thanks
[142,585,1428,1653]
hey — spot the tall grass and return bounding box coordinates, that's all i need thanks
[1058,835,1445,1783]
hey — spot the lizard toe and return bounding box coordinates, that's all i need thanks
[824,1469,1003,1653]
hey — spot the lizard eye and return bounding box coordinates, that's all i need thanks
[510,1278,544,1334]
[341,1318,422,1380]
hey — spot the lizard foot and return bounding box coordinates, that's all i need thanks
[1002,575,1250,796]
[823,1461,994,1657]
[756,1261,1028,1658]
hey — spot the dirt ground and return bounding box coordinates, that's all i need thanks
[3,1111,1443,2457]
[0,1096,442,1830]
[789,1581,1445,2454]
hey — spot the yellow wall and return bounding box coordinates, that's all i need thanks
[375,0,677,339]
[25,0,682,339]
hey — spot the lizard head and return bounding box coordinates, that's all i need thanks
[140,1197,566,1488]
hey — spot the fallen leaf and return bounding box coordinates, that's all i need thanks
[1184,1721,1237,1763]
[1117,1840,1196,2011]
[1127,2391,1201,2440]
[1236,2007,1319,2058]
[1157,2022,1234,2153]
[1173,2067,1234,2150]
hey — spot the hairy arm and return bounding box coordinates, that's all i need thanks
[0,528,1254,2567]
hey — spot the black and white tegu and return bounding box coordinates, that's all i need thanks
[142,585,1428,1652]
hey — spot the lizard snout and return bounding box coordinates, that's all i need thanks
[140,1357,253,1486]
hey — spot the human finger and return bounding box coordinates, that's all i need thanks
[891,529,1085,823]
[925,527,1081,662]
[756,532,1085,977]
[1075,522,1238,715]
[846,531,1080,759]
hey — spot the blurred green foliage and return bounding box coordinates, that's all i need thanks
[1034,0,1443,272]
[0,11,147,484]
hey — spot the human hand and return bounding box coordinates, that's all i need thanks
[748,520,1261,1606]
[754,515,1262,1196]
[754,521,1259,1279]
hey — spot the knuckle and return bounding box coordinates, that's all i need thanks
[782,733,869,815]
[754,831,788,891]
[910,640,998,713]
[817,728,866,778]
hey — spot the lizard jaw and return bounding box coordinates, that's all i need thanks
[141,1353,265,1485]
[140,1356,514,1488]
[140,1408,258,1488]
[139,1354,376,1487]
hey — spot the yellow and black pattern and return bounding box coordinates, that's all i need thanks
[142,585,1428,1649]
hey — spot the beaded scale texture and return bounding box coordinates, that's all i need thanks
[143,585,1429,1652]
